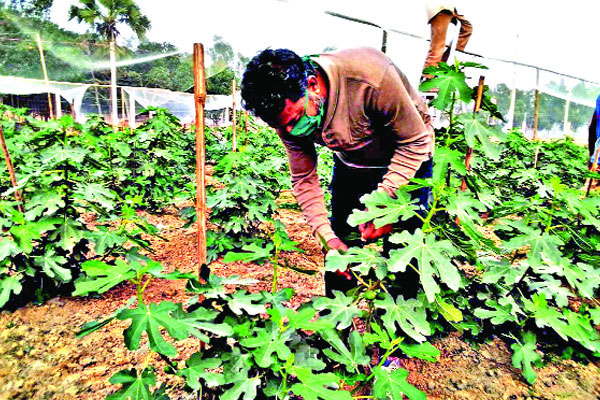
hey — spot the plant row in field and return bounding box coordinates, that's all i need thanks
[2,59,599,399]
[68,61,600,400]
[0,105,280,308]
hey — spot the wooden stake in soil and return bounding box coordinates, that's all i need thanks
[585,145,600,197]
[244,111,249,146]
[36,33,54,119]
[121,88,126,130]
[129,90,136,129]
[0,125,23,212]
[232,79,237,152]
[533,69,541,168]
[460,76,485,192]
[193,43,208,273]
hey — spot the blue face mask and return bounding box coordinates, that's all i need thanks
[289,91,325,137]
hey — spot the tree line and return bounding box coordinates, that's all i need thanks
[492,82,597,131]
[0,1,246,95]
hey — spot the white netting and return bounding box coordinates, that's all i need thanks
[3,0,600,142]
[0,75,241,125]
[0,76,90,118]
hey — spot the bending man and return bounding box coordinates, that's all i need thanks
[241,47,434,296]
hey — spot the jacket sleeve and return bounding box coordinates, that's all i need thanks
[278,132,337,244]
[371,64,434,195]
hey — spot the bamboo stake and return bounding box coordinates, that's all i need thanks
[193,43,207,275]
[585,145,600,197]
[121,88,126,130]
[381,30,388,53]
[109,39,118,129]
[460,76,485,192]
[129,90,136,129]
[231,79,237,152]
[533,69,541,168]
[55,93,62,118]
[35,33,54,119]
[244,111,249,146]
[563,97,570,136]
[0,125,23,213]
[506,64,517,129]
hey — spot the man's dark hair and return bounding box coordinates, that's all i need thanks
[241,48,316,126]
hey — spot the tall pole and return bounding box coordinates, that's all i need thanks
[460,76,485,192]
[0,125,23,213]
[129,90,136,129]
[507,64,517,129]
[507,34,519,130]
[533,69,541,167]
[54,93,62,118]
[244,111,249,145]
[563,97,570,136]
[35,33,54,119]
[109,39,118,128]
[232,79,237,152]
[193,43,207,273]
[121,88,126,130]
[585,147,600,197]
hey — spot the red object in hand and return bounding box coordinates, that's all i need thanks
[324,237,351,280]
[334,269,353,280]
[358,221,393,241]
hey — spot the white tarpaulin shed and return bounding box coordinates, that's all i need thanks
[1,76,241,124]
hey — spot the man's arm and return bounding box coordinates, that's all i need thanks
[277,132,340,247]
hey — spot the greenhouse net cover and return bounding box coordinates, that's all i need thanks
[1,0,599,141]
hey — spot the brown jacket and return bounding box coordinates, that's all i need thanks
[278,47,434,243]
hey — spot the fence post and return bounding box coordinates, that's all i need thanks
[563,97,570,136]
[193,43,207,274]
[460,76,485,192]
[0,125,23,212]
[129,90,136,129]
[121,88,126,129]
[232,79,237,152]
[507,64,517,129]
[35,33,54,119]
[533,69,541,168]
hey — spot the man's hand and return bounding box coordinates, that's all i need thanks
[325,237,348,252]
[358,221,393,241]
[324,237,352,280]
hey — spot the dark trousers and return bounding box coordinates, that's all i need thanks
[325,157,433,297]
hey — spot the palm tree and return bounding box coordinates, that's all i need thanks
[69,0,150,126]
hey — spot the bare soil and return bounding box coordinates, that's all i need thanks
[0,207,599,400]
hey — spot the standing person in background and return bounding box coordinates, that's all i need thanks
[423,2,473,77]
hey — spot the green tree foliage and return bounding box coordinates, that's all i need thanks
[206,35,248,94]
[492,80,596,131]
[0,0,53,18]
[207,67,236,95]
[0,6,89,82]
[68,0,150,43]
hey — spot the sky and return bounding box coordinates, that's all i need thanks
[49,0,600,91]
